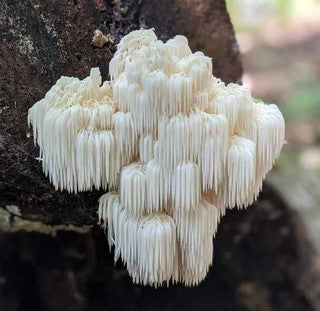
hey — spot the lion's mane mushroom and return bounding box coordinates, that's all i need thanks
[28,29,285,287]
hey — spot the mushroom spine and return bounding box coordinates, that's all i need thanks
[28,28,285,287]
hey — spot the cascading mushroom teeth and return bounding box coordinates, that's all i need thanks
[28,28,285,287]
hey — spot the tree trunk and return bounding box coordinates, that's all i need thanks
[0,0,317,310]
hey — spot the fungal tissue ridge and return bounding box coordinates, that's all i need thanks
[28,29,285,287]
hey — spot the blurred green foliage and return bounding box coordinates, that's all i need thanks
[283,83,320,121]
[226,0,320,29]
[274,148,301,172]
[226,0,320,176]
[273,0,293,20]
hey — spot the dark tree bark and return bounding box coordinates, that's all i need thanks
[0,1,318,310]
[0,0,242,225]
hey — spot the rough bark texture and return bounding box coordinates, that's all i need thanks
[0,0,318,310]
[0,0,242,225]
[0,185,318,311]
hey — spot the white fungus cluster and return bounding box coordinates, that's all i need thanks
[28,29,285,287]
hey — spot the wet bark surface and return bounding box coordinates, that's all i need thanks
[0,0,317,310]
